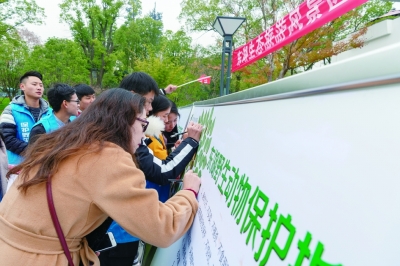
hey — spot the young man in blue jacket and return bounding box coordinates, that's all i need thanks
[29,83,79,145]
[0,71,51,166]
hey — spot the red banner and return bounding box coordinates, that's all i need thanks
[232,0,368,72]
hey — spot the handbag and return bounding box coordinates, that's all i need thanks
[46,176,75,266]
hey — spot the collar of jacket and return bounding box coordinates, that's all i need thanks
[12,95,50,113]
[143,138,152,146]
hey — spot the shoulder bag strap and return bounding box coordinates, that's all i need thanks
[46,176,75,266]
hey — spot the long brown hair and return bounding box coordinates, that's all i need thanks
[10,88,145,192]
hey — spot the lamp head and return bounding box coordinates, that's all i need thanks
[212,16,246,37]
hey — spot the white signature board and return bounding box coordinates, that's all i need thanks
[152,82,400,266]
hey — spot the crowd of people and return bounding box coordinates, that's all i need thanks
[0,70,204,266]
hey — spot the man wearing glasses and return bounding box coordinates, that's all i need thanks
[28,83,79,145]
[0,71,51,166]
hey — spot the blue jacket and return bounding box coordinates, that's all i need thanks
[146,181,170,203]
[108,221,140,243]
[28,113,64,146]
[34,112,62,133]
[29,113,76,147]
[0,96,51,165]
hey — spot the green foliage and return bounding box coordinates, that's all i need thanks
[59,0,132,87]
[0,97,11,113]
[179,0,284,46]
[158,32,220,105]
[160,30,194,69]
[0,32,28,99]
[148,2,162,21]
[114,16,164,72]
[368,14,400,26]
[182,46,221,98]
[0,0,45,40]
[115,22,211,106]
[348,0,393,31]
[4,0,394,105]
[23,38,90,88]
[179,0,394,86]
[133,56,187,104]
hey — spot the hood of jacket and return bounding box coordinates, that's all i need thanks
[145,115,165,137]
[11,95,49,112]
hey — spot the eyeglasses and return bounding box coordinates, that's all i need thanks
[69,100,80,103]
[136,117,149,132]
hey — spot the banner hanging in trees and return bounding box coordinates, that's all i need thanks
[231,0,368,72]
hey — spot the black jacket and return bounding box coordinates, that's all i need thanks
[163,125,180,150]
[135,137,198,185]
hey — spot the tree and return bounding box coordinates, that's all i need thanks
[348,0,393,31]
[0,0,45,40]
[0,31,28,100]
[170,44,222,103]
[131,26,220,106]
[23,38,90,88]
[113,9,207,102]
[114,15,164,73]
[59,0,141,87]
[272,0,392,78]
[179,0,393,88]
[160,30,195,69]
[178,0,288,84]
[148,2,162,21]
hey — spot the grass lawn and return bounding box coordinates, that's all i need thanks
[0,97,11,113]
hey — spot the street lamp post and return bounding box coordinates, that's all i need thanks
[212,16,246,96]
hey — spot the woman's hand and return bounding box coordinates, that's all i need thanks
[174,139,182,148]
[185,122,203,142]
[182,170,201,194]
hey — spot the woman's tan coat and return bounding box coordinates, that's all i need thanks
[0,142,198,266]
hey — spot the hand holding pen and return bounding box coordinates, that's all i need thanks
[174,122,204,142]
[170,131,186,138]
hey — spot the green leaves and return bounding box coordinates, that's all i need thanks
[23,38,90,88]
[0,0,45,40]
[4,0,393,104]
[0,33,28,99]
[180,0,394,86]
[59,0,128,87]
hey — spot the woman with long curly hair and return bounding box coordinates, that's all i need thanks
[0,88,200,266]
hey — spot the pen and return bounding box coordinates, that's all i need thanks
[170,131,187,138]
[170,125,206,138]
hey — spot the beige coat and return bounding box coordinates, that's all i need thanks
[0,142,198,266]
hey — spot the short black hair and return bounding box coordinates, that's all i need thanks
[169,101,180,117]
[47,83,76,112]
[20,71,43,83]
[119,72,159,96]
[74,84,95,100]
[148,95,172,116]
